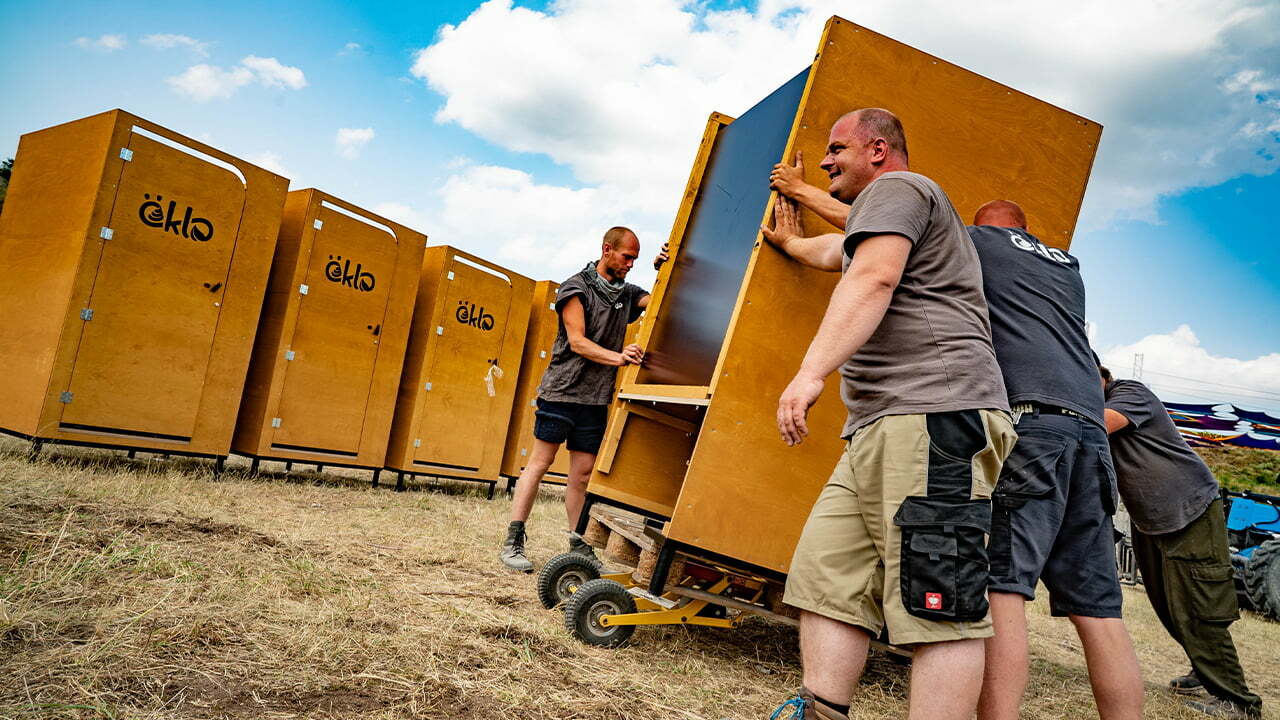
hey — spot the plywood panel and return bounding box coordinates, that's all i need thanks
[636,71,810,387]
[501,281,571,479]
[663,16,1101,573]
[588,406,696,517]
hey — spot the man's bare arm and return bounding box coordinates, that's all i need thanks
[760,195,843,271]
[770,151,851,229]
[562,296,640,366]
[777,233,911,445]
[1104,409,1130,434]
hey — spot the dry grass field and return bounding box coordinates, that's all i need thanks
[1,438,1277,720]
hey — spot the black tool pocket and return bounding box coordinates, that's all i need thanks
[993,435,1065,510]
[894,497,992,622]
[1094,446,1119,516]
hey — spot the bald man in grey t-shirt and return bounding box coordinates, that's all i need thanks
[761,108,1013,720]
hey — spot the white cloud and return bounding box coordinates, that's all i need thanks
[141,33,209,57]
[167,56,306,102]
[339,42,364,56]
[372,202,429,233]
[241,55,307,89]
[410,0,1280,274]
[248,151,291,178]
[1099,325,1280,411]
[74,34,126,51]
[335,127,375,159]
[167,64,254,102]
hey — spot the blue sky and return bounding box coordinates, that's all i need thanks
[2,0,1278,412]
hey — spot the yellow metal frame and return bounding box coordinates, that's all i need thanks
[593,575,740,630]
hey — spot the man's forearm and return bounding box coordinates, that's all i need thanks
[789,184,851,229]
[777,232,844,271]
[795,270,895,381]
[569,337,621,366]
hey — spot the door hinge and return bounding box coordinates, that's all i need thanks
[59,391,73,403]
[413,438,422,448]
[99,227,114,240]
[313,219,323,230]
[285,350,295,361]
[447,271,455,281]
[80,308,94,321]
[424,382,432,391]
[521,448,527,456]
[299,284,309,295]
[271,417,282,428]
[539,350,546,359]
[548,302,555,310]
[436,326,443,335]
[119,147,134,162]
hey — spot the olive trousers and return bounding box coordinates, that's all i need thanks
[1132,498,1262,712]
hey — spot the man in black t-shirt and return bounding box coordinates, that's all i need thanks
[499,227,667,573]
[967,201,1143,720]
[1102,369,1262,719]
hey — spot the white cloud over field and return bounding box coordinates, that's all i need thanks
[1099,325,1280,412]
[141,33,210,57]
[74,34,126,51]
[335,127,376,159]
[405,0,1280,278]
[167,55,307,102]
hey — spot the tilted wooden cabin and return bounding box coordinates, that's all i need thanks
[0,109,287,460]
[384,246,534,497]
[500,280,573,486]
[233,189,425,473]
[585,16,1102,577]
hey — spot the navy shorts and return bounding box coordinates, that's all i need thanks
[988,407,1124,618]
[533,399,608,454]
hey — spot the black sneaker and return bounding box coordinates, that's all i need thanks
[499,521,533,573]
[1184,697,1262,719]
[1170,670,1204,695]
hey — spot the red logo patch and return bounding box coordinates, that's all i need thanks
[925,592,943,610]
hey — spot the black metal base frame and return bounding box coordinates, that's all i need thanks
[382,469,499,500]
[1,425,227,472]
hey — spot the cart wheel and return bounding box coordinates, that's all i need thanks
[1245,537,1280,621]
[537,552,604,609]
[563,578,637,647]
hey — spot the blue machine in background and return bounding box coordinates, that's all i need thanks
[1225,490,1280,620]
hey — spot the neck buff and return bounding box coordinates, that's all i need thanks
[582,262,626,304]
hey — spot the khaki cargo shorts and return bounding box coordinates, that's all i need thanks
[783,409,1016,646]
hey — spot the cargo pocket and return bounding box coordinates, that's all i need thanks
[993,436,1064,510]
[1094,447,1120,516]
[1186,563,1240,624]
[894,497,992,622]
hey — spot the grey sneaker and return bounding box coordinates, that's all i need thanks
[1184,697,1262,719]
[1170,670,1204,695]
[500,521,533,573]
[567,531,598,561]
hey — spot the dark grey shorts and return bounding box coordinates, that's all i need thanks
[533,399,608,454]
[988,408,1123,618]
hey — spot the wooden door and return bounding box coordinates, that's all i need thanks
[270,204,398,454]
[60,133,244,439]
[415,258,513,471]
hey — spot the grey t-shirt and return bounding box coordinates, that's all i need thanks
[838,171,1008,436]
[537,267,647,405]
[1104,379,1219,534]
[968,225,1104,427]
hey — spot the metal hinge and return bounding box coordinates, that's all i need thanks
[299,284,309,295]
[271,417,282,428]
[424,382,432,391]
[80,308,94,321]
[436,326,443,335]
[413,438,421,448]
[119,148,134,161]
[447,271,454,280]
[521,448,527,456]
[529,399,537,407]
[285,350,295,361]
[548,302,555,310]
[99,227,114,240]
[59,391,73,403]
[313,219,323,230]
[539,350,546,359]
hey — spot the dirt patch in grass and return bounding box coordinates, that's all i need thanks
[1,439,1277,719]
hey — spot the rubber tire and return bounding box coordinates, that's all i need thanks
[536,551,603,609]
[563,578,637,647]
[1244,537,1280,621]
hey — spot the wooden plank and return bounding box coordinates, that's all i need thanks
[617,383,709,399]
[664,16,1102,573]
[625,403,699,435]
[588,410,693,518]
